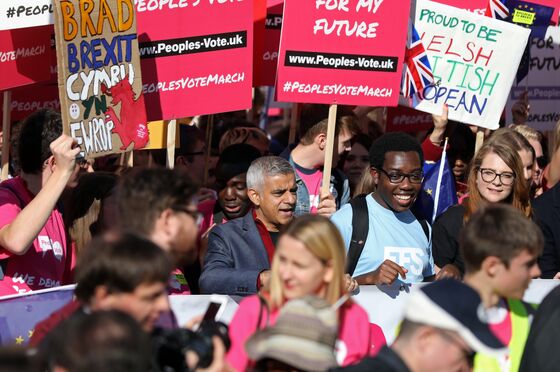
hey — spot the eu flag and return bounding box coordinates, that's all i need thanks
[413,159,458,223]
[507,0,555,39]
[0,285,74,346]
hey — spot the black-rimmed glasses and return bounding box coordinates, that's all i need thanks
[376,168,424,184]
[478,168,515,186]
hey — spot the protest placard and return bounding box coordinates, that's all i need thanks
[254,0,283,87]
[404,0,530,130]
[53,0,148,158]
[276,0,410,106]
[506,29,560,130]
[0,83,59,122]
[433,0,487,15]
[136,0,253,121]
[386,106,433,133]
[0,0,54,31]
[0,25,52,91]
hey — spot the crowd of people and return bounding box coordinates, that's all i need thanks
[0,99,559,371]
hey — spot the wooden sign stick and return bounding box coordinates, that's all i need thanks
[1,91,12,181]
[320,104,338,197]
[166,119,177,169]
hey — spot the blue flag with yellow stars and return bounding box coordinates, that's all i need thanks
[0,286,74,346]
[413,159,458,223]
[507,0,554,39]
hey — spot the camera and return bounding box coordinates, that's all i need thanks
[152,320,231,371]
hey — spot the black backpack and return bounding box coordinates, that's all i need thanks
[345,195,430,276]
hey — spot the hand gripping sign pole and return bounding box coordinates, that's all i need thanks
[1,91,12,181]
[203,115,214,186]
[320,104,338,197]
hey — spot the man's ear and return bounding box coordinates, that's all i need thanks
[481,256,503,277]
[175,156,188,167]
[315,133,327,150]
[91,285,112,309]
[152,208,175,247]
[370,167,380,185]
[46,155,56,172]
[247,188,260,207]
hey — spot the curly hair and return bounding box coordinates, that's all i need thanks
[369,132,424,170]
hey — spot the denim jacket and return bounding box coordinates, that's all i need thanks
[280,146,350,216]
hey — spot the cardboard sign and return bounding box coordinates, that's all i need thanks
[276,0,411,106]
[254,0,284,87]
[0,83,59,122]
[386,106,434,133]
[404,0,530,129]
[0,25,52,90]
[506,28,560,131]
[54,0,148,158]
[136,0,253,121]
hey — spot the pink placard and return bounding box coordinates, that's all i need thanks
[136,0,253,121]
[0,25,52,91]
[255,0,283,87]
[386,106,433,133]
[276,0,411,106]
[433,0,488,14]
[0,83,59,122]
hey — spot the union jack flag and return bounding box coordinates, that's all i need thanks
[401,23,434,98]
[485,0,510,19]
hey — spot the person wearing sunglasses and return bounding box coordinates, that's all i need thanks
[332,132,435,287]
[433,141,532,280]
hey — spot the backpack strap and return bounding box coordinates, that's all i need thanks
[346,194,369,276]
[418,219,430,242]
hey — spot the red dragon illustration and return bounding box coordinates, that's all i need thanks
[102,77,149,150]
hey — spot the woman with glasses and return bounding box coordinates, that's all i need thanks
[433,141,531,280]
[226,215,386,371]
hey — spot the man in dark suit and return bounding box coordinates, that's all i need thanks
[533,182,560,278]
[199,156,297,299]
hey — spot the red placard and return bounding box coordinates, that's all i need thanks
[276,0,411,106]
[136,0,253,121]
[433,0,487,14]
[386,106,433,133]
[0,83,59,122]
[255,0,283,87]
[0,25,52,91]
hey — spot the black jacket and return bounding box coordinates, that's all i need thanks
[533,183,560,278]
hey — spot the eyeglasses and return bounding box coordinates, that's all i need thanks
[478,168,515,186]
[172,206,203,226]
[438,330,476,367]
[376,168,424,184]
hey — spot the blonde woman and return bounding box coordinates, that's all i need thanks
[226,215,385,371]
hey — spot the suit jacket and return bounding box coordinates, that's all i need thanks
[533,182,560,278]
[199,213,269,298]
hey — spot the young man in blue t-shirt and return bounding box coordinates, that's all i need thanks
[332,132,435,285]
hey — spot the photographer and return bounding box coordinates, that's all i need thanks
[36,233,232,372]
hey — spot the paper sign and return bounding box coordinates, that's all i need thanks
[136,0,253,121]
[0,25,52,90]
[276,0,411,106]
[404,0,530,129]
[54,0,148,158]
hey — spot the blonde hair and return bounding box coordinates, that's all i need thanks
[464,142,531,221]
[512,124,542,144]
[268,215,346,310]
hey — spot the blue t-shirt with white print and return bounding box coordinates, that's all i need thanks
[331,194,435,282]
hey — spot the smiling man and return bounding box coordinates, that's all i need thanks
[332,132,435,285]
[199,156,297,299]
